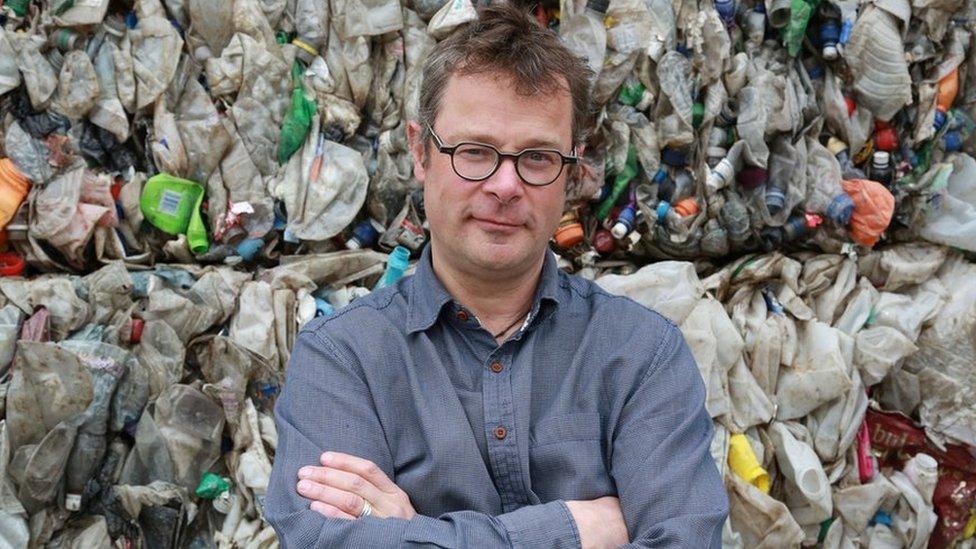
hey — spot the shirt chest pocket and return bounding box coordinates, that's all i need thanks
[528,412,616,501]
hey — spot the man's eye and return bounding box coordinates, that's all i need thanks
[459,148,490,158]
[524,152,557,165]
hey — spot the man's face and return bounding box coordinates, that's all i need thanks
[408,72,576,278]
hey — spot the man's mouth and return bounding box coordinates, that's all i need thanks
[471,216,523,230]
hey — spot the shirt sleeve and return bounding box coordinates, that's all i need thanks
[264,328,581,549]
[611,320,729,548]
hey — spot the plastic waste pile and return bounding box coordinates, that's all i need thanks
[0,0,974,272]
[1,0,976,545]
[595,241,976,548]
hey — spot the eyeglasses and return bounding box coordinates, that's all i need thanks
[426,124,578,187]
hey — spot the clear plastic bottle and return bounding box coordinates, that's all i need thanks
[560,0,609,81]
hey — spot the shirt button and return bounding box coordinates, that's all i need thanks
[456,310,468,321]
[493,426,507,440]
[490,361,503,373]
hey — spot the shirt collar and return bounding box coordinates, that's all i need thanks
[406,243,563,335]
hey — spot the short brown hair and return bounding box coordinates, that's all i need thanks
[417,3,592,149]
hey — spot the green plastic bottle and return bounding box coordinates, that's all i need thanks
[594,145,639,221]
[277,60,317,165]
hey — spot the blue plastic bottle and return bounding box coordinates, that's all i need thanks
[374,246,411,290]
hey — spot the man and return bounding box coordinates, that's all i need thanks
[265,4,728,547]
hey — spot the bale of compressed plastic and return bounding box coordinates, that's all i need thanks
[0,0,975,546]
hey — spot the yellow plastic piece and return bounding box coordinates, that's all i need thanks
[728,433,771,494]
[963,510,976,539]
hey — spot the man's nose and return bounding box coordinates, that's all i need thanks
[481,156,524,204]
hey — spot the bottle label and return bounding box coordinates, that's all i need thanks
[158,190,183,216]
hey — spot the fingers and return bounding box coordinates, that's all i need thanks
[298,466,383,508]
[298,479,368,518]
[320,452,399,494]
[310,500,357,520]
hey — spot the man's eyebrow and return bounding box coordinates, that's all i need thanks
[450,133,567,151]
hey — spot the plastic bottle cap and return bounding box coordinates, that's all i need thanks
[586,0,610,13]
[874,127,898,151]
[593,230,616,255]
[656,201,671,223]
[826,194,855,225]
[692,102,705,129]
[0,252,24,277]
[826,136,848,155]
[661,148,688,167]
[707,146,729,160]
[65,494,81,511]
[714,0,736,23]
[130,318,145,344]
[822,46,838,60]
[737,166,769,189]
[765,187,786,215]
[610,222,629,240]
[236,238,263,261]
[871,150,890,168]
[943,130,963,152]
[709,158,735,188]
[674,198,700,217]
[806,62,824,80]
[554,222,584,248]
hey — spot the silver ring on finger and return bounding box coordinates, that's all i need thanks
[358,499,373,518]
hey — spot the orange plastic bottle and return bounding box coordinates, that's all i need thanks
[934,68,959,130]
[0,159,30,230]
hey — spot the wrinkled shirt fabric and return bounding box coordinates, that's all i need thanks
[266,244,728,548]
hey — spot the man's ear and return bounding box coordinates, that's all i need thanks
[406,121,427,183]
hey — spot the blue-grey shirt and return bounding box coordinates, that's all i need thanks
[266,244,728,548]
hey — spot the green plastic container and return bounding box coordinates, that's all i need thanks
[140,173,210,254]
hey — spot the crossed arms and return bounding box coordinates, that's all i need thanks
[264,327,728,548]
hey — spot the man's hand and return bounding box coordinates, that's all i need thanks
[566,496,629,549]
[296,452,417,520]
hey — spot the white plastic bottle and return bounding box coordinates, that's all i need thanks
[769,422,833,522]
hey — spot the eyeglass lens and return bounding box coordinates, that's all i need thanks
[452,143,563,185]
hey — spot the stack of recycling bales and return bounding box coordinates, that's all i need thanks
[1,0,976,545]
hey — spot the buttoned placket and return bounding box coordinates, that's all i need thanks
[482,342,533,513]
[449,301,545,512]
